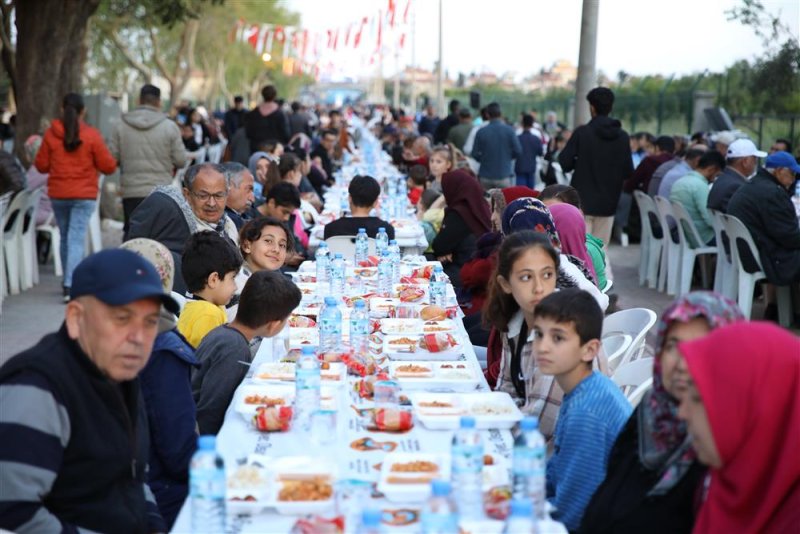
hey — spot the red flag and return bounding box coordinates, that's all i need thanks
[398,32,407,49]
[375,10,382,52]
[403,0,412,24]
[274,25,286,44]
[246,24,260,49]
[387,0,397,28]
[354,16,368,48]
[344,23,352,47]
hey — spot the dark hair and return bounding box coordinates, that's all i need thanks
[291,147,308,160]
[261,85,278,102]
[458,108,472,119]
[257,139,281,154]
[291,101,301,112]
[686,147,708,162]
[522,114,534,129]
[539,184,582,210]
[774,138,793,153]
[266,181,301,209]
[586,87,614,116]
[487,102,502,119]
[278,152,301,177]
[61,93,84,152]
[484,231,559,332]
[449,99,461,113]
[697,150,726,170]
[533,288,603,345]
[140,84,161,106]
[234,95,244,104]
[654,135,675,154]
[348,175,381,208]
[408,164,428,186]
[479,106,490,121]
[239,216,294,258]
[321,128,338,139]
[183,162,228,190]
[236,270,301,329]
[181,231,243,294]
[420,189,441,210]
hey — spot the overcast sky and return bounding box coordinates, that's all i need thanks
[284,0,800,80]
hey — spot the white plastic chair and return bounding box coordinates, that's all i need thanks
[37,212,63,277]
[671,201,717,296]
[709,209,736,301]
[627,379,653,408]
[612,357,655,401]
[721,214,792,326]
[633,191,664,289]
[601,279,613,294]
[653,196,681,295]
[86,175,104,255]
[170,291,187,314]
[602,308,658,368]
[602,332,633,372]
[20,187,44,290]
[3,190,30,295]
[0,191,12,311]
[325,235,376,258]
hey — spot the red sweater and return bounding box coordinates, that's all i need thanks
[35,119,117,200]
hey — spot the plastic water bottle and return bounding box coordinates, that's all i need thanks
[350,300,370,356]
[512,417,546,519]
[378,250,393,297]
[340,190,349,216]
[294,346,321,431]
[355,228,369,265]
[319,296,343,352]
[430,265,447,307]
[376,227,389,256]
[190,435,226,533]
[793,182,800,219]
[421,480,459,534]
[316,242,330,287]
[388,239,402,283]
[451,416,484,520]
[330,253,346,297]
[505,499,536,534]
[357,508,384,534]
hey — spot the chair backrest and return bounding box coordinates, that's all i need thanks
[602,308,658,365]
[671,200,708,249]
[21,187,44,236]
[721,213,764,273]
[170,291,187,314]
[708,209,731,261]
[627,378,653,407]
[653,196,678,243]
[601,278,613,294]
[3,190,30,236]
[602,332,633,372]
[325,235,377,258]
[633,190,662,242]
[612,357,654,391]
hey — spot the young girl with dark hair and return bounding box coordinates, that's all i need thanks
[35,93,117,301]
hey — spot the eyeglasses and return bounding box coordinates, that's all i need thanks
[188,190,228,201]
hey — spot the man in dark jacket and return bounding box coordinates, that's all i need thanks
[223,95,246,138]
[707,138,765,213]
[728,151,800,287]
[472,102,522,189]
[515,113,544,188]
[433,99,461,145]
[244,85,290,152]
[0,249,178,534]
[559,87,633,248]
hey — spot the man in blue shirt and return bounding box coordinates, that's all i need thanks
[472,102,522,190]
[515,114,544,189]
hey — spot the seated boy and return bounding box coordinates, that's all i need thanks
[532,288,632,532]
[177,231,243,347]
[192,270,301,434]
[407,164,428,206]
[323,175,396,240]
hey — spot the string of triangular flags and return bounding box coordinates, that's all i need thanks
[231,0,412,78]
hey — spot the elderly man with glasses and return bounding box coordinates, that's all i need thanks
[126,162,239,295]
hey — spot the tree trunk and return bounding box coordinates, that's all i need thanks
[14,0,101,165]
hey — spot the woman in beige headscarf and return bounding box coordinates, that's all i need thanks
[119,238,198,530]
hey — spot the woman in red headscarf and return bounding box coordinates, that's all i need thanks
[678,321,800,534]
[431,169,491,289]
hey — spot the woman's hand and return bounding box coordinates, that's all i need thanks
[437,254,453,264]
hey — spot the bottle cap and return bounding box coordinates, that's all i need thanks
[335,253,343,259]
[197,435,216,450]
[324,296,338,305]
[510,498,533,517]
[431,479,452,496]
[358,228,366,233]
[382,250,390,256]
[361,508,382,527]
[520,416,539,431]
[460,416,476,429]
[433,265,443,272]
[302,346,315,355]
[354,300,366,309]
[390,239,397,245]
[319,242,328,248]
[378,227,386,233]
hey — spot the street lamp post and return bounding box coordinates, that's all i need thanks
[573,0,599,128]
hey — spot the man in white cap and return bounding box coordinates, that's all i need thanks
[708,138,767,213]
[712,131,737,156]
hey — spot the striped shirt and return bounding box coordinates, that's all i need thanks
[546,371,632,532]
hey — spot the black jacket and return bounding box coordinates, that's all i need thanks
[559,116,633,216]
[707,167,747,214]
[579,406,705,534]
[727,168,800,285]
[431,210,477,289]
[244,107,290,152]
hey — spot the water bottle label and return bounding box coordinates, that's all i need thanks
[190,469,226,499]
[452,444,483,474]
[296,369,321,390]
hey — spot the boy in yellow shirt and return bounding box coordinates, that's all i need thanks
[177,231,242,347]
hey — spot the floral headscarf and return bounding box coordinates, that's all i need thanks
[24,135,43,163]
[640,291,744,495]
[501,197,561,250]
[119,238,175,292]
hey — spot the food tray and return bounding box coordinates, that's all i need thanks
[408,392,523,430]
[376,452,451,503]
[393,283,429,304]
[235,383,338,418]
[252,361,347,385]
[226,459,271,515]
[380,318,424,335]
[383,334,463,361]
[387,361,480,392]
[269,456,337,515]
[288,327,319,349]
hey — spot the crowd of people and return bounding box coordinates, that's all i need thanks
[0,83,798,533]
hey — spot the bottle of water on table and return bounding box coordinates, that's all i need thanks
[295,346,321,431]
[330,253,346,297]
[505,499,537,534]
[451,416,484,520]
[422,480,459,534]
[319,296,342,352]
[316,242,330,287]
[388,239,401,283]
[376,227,389,256]
[430,265,447,307]
[350,300,369,356]
[378,250,393,297]
[190,435,226,534]
[355,228,369,265]
[512,416,546,519]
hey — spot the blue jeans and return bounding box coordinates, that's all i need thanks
[516,172,535,188]
[51,199,96,288]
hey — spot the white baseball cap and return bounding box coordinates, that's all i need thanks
[727,139,767,158]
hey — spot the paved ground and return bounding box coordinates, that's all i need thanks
[0,234,776,366]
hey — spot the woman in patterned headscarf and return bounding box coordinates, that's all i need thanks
[580,291,744,534]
